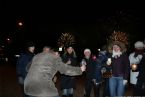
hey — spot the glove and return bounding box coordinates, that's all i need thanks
[123,80,128,85]
[18,77,24,84]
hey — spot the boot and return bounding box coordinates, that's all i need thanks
[68,94,73,97]
[62,95,68,97]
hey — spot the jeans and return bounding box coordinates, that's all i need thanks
[109,76,125,97]
[62,88,74,96]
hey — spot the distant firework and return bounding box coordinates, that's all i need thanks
[109,31,129,46]
[58,32,76,48]
[107,31,129,53]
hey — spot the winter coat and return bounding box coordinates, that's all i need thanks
[136,54,145,90]
[111,54,130,80]
[95,51,108,82]
[24,52,82,97]
[16,51,34,80]
[129,52,143,84]
[99,52,112,79]
[60,53,78,89]
[84,56,96,80]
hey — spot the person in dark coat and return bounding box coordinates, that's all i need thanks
[81,48,97,97]
[135,40,145,96]
[135,54,145,96]
[97,45,111,97]
[107,42,130,97]
[92,53,104,97]
[60,46,78,97]
[16,42,35,97]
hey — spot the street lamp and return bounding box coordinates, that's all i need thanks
[18,22,23,26]
[6,38,10,41]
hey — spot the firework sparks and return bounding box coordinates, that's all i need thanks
[58,32,76,48]
[109,31,129,46]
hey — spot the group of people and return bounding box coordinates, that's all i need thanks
[16,39,145,97]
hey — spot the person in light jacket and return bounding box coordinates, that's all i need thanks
[24,49,85,97]
[129,41,144,96]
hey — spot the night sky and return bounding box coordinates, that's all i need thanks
[0,2,144,54]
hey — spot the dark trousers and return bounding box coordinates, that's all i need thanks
[102,79,110,97]
[133,84,145,96]
[94,83,101,97]
[85,79,96,97]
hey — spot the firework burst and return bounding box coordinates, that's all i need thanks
[58,32,76,48]
[107,31,129,53]
[108,31,129,46]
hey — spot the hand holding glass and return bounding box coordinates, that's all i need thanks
[80,64,86,72]
[107,58,112,65]
[81,59,86,66]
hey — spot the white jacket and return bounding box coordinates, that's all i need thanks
[129,52,143,84]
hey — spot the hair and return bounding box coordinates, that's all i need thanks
[26,42,35,48]
[63,47,77,58]
[43,46,51,49]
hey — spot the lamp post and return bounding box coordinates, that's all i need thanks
[18,22,23,26]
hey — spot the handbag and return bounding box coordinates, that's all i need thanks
[102,71,112,78]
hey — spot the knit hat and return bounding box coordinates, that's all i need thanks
[84,48,91,53]
[65,44,75,50]
[26,42,35,48]
[134,41,144,49]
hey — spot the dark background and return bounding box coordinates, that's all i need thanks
[0,1,144,60]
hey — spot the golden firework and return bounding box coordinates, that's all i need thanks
[109,31,129,46]
[107,31,129,53]
[58,32,76,48]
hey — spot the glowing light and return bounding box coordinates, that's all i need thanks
[131,64,137,70]
[7,38,10,41]
[59,47,63,51]
[18,22,23,26]
[98,49,100,51]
